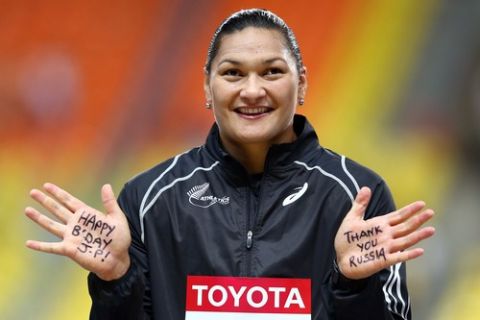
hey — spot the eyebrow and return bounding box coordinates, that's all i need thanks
[217,57,287,67]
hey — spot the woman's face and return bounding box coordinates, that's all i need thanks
[205,27,307,148]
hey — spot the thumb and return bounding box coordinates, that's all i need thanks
[346,186,372,220]
[101,184,121,215]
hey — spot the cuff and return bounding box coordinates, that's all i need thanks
[88,261,144,303]
[331,259,369,292]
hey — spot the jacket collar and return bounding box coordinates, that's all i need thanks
[205,114,319,174]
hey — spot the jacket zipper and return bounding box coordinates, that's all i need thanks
[246,230,253,249]
[245,189,254,275]
[245,173,265,275]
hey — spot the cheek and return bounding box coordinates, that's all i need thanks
[273,80,298,104]
[210,81,237,104]
[276,82,299,122]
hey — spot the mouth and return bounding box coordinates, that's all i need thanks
[234,106,273,117]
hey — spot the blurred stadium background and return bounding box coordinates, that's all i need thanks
[1,0,479,319]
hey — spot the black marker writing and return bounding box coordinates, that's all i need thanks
[344,226,386,268]
[344,226,382,244]
[71,211,115,262]
[356,239,378,252]
[349,248,386,267]
[101,252,110,262]
[72,225,81,236]
[77,211,116,236]
[77,242,92,253]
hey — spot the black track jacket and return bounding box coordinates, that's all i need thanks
[88,115,411,319]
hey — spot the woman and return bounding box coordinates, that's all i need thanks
[26,9,435,319]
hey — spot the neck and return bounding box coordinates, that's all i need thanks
[221,129,297,174]
[223,142,269,174]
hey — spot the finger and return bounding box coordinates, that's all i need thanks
[43,182,86,213]
[346,187,371,220]
[25,240,65,256]
[388,201,426,226]
[387,248,425,265]
[389,226,436,253]
[25,206,66,238]
[392,209,434,238]
[30,189,71,223]
[101,184,121,215]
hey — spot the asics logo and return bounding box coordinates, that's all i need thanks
[187,183,230,208]
[282,183,308,207]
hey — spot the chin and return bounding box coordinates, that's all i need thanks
[235,132,276,144]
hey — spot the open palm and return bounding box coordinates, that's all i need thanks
[334,187,435,280]
[26,183,131,281]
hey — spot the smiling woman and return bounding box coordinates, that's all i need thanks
[25,8,435,320]
[205,26,306,173]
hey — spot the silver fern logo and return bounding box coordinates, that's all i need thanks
[187,183,230,208]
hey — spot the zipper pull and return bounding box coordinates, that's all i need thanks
[246,230,253,249]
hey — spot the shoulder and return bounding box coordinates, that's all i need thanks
[122,146,219,195]
[295,147,389,204]
[123,147,201,193]
[297,147,395,217]
[323,148,384,188]
[319,148,395,216]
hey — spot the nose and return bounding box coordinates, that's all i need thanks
[239,74,266,104]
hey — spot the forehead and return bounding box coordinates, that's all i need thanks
[215,27,291,62]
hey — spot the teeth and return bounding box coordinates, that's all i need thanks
[237,107,269,114]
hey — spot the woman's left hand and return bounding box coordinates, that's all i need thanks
[334,187,435,280]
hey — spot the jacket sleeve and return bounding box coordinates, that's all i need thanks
[329,181,411,320]
[88,184,152,319]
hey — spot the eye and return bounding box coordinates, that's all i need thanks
[264,67,284,79]
[221,69,242,79]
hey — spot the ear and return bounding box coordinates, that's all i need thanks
[298,66,308,102]
[204,72,212,105]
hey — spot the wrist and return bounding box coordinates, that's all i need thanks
[332,259,369,291]
[96,254,131,281]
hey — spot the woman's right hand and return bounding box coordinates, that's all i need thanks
[25,183,132,281]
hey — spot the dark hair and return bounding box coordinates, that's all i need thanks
[205,9,303,75]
